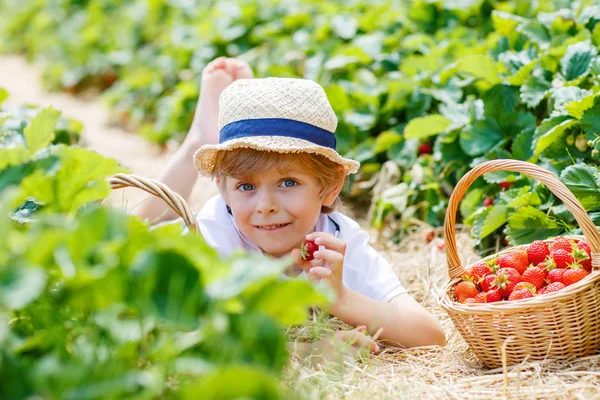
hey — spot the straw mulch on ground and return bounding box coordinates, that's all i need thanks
[286,224,600,400]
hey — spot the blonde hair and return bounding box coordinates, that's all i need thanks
[212,148,346,213]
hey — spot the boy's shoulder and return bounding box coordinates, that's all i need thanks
[197,194,228,220]
[326,210,363,238]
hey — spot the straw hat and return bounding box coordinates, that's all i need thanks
[193,77,360,176]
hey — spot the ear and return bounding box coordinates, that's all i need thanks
[216,175,230,205]
[322,165,346,207]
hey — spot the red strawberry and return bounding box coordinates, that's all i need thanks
[485,289,503,303]
[496,251,529,275]
[493,267,522,298]
[513,281,537,293]
[538,282,565,295]
[483,197,494,207]
[499,181,513,190]
[299,240,318,261]
[547,268,565,284]
[527,240,549,265]
[562,265,588,286]
[521,266,547,290]
[454,281,480,303]
[573,240,592,273]
[551,249,574,268]
[418,142,432,155]
[464,262,492,284]
[464,298,478,304]
[549,237,573,253]
[508,288,534,301]
[480,274,496,292]
[474,292,488,303]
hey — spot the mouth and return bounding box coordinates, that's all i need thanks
[255,223,291,231]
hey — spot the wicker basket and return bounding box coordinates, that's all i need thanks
[108,173,199,232]
[439,159,600,368]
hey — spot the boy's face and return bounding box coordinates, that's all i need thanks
[220,166,340,258]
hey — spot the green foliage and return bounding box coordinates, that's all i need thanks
[0,106,329,398]
[4,1,600,249]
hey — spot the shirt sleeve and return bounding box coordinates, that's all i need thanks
[193,195,244,259]
[333,214,408,303]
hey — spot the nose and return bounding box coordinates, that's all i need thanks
[255,189,279,214]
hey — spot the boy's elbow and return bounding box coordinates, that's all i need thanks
[429,323,447,347]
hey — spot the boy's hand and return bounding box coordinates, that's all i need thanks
[292,232,346,297]
[298,326,380,366]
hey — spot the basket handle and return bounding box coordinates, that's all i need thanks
[444,159,600,280]
[108,173,199,233]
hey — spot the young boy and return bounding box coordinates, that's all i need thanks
[138,58,446,353]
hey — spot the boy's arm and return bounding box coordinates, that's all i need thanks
[134,137,202,223]
[329,289,447,348]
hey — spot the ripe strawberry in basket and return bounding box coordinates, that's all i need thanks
[547,267,565,284]
[562,263,589,286]
[573,240,592,273]
[480,274,496,292]
[551,248,574,269]
[492,267,522,298]
[496,251,529,275]
[508,288,535,301]
[513,281,536,293]
[521,265,547,290]
[526,240,549,265]
[538,282,565,295]
[454,281,479,303]
[549,236,574,253]
[464,261,493,284]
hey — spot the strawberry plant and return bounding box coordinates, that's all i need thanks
[0,104,330,398]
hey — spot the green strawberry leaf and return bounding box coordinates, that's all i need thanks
[250,280,330,325]
[0,89,8,105]
[0,262,47,310]
[483,84,519,118]
[560,163,600,210]
[374,130,403,154]
[505,206,563,245]
[456,55,502,84]
[560,41,598,81]
[532,116,578,155]
[24,107,60,154]
[511,127,535,161]
[565,93,598,119]
[480,205,509,239]
[459,117,503,156]
[404,114,451,139]
[517,20,551,48]
[580,97,600,135]
[520,69,553,108]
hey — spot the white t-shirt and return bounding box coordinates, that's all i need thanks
[194,195,407,303]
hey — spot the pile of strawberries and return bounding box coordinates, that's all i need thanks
[454,236,593,304]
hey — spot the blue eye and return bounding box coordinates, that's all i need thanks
[238,183,255,191]
[281,179,297,188]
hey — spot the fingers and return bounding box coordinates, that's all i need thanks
[308,266,332,281]
[313,249,344,269]
[306,232,346,256]
[335,330,380,353]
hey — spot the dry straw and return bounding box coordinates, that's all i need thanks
[440,159,600,369]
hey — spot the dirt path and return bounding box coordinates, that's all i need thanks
[0,55,218,213]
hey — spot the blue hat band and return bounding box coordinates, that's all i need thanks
[219,118,337,150]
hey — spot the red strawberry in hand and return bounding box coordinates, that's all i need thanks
[299,240,318,261]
